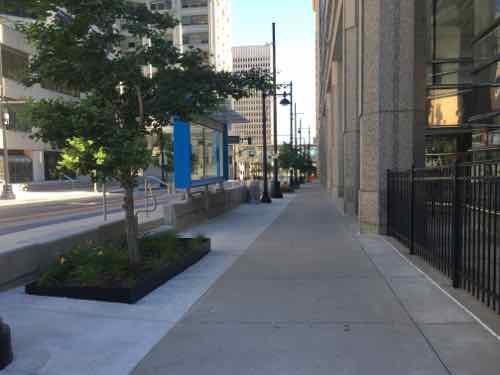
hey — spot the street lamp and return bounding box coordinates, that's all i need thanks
[276,81,294,189]
[260,90,271,203]
[271,23,283,199]
[292,106,305,188]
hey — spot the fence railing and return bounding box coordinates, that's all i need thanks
[387,161,500,314]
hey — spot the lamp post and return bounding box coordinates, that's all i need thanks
[0,45,13,370]
[294,103,298,187]
[271,23,283,199]
[293,107,305,188]
[260,91,271,203]
[275,81,293,189]
[0,44,15,201]
[298,120,303,183]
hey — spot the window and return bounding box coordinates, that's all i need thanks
[432,0,474,60]
[0,152,33,183]
[190,124,223,181]
[1,45,29,82]
[182,0,208,8]
[426,0,500,163]
[183,32,209,45]
[182,14,209,26]
[150,1,172,11]
[0,1,37,18]
[474,0,500,35]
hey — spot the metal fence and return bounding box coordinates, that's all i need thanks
[387,161,500,314]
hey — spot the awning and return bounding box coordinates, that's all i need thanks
[209,110,249,125]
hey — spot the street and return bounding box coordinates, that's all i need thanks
[0,192,175,236]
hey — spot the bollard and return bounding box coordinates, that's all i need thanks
[0,318,13,369]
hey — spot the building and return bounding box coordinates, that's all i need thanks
[314,0,500,232]
[1,1,233,185]
[0,13,79,184]
[231,44,273,178]
[133,0,232,72]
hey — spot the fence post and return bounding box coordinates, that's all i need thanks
[409,165,415,255]
[452,161,462,288]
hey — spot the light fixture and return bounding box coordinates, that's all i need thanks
[280,92,291,106]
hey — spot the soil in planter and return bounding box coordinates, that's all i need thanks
[32,231,209,290]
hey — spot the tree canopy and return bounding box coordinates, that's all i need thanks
[14,0,272,262]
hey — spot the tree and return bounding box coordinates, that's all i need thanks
[16,0,271,264]
[278,143,297,172]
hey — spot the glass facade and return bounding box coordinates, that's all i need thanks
[190,124,223,182]
[0,152,33,183]
[426,0,500,164]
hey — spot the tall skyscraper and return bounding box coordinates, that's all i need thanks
[231,44,273,148]
[133,0,232,72]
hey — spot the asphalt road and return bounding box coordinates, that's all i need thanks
[0,191,174,236]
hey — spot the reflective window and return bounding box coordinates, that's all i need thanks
[182,15,209,26]
[428,88,473,127]
[473,23,500,67]
[182,0,208,8]
[0,153,33,183]
[474,0,500,34]
[150,1,172,11]
[425,135,458,166]
[190,124,223,181]
[1,45,29,82]
[183,32,209,45]
[433,0,474,60]
[428,62,473,85]
[190,125,204,181]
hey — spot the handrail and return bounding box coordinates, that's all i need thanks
[59,173,76,190]
[144,175,169,188]
[136,179,158,218]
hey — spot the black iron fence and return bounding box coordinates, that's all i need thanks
[387,161,500,314]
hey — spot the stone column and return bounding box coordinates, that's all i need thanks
[358,0,426,233]
[31,150,45,182]
[343,0,360,215]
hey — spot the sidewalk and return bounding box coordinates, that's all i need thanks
[132,184,500,375]
[0,197,292,374]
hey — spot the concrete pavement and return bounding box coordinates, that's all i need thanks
[0,196,292,374]
[132,184,500,375]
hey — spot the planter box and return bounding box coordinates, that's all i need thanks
[25,238,210,304]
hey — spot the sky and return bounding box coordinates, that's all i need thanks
[232,0,316,144]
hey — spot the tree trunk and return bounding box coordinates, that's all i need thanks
[123,184,140,264]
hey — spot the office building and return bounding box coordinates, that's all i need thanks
[231,44,273,148]
[0,13,79,183]
[134,0,232,72]
[314,1,500,232]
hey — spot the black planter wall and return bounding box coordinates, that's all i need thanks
[0,318,13,370]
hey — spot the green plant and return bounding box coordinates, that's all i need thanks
[36,231,209,288]
[18,0,272,266]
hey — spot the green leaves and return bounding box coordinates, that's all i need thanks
[17,0,273,260]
